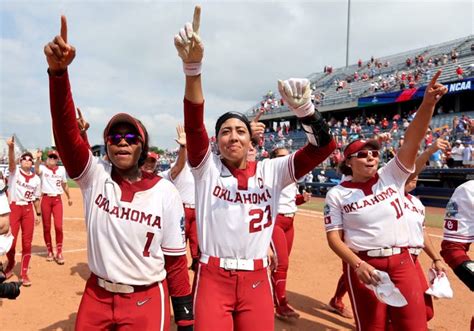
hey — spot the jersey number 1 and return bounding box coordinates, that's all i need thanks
[249,205,272,233]
[142,232,154,257]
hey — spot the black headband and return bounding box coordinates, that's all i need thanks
[215,112,252,137]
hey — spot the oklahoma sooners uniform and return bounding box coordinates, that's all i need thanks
[38,164,68,257]
[324,157,427,331]
[184,98,335,331]
[5,166,41,279]
[161,162,199,263]
[404,193,434,321]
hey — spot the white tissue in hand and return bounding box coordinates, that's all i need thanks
[425,268,453,299]
[0,233,14,256]
[365,270,408,307]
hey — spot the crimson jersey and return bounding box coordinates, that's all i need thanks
[7,167,41,203]
[75,152,186,285]
[192,147,296,260]
[324,157,414,251]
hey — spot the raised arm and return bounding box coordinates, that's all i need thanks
[34,150,43,176]
[397,71,447,170]
[6,137,16,173]
[168,125,187,181]
[413,137,450,176]
[44,16,89,178]
[175,6,208,167]
[278,78,336,178]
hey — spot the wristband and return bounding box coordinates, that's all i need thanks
[183,62,202,76]
[433,259,442,263]
[36,212,41,216]
[290,101,315,118]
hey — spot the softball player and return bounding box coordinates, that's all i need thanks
[4,137,42,287]
[174,7,335,330]
[324,71,447,331]
[45,16,193,330]
[34,149,73,264]
[159,125,199,271]
[270,147,311,319]
[440,179,474,330]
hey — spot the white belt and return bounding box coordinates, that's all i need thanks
[408,247,423,256]
[183,203,195,209]
[200,254,269,271]
[97,277,134,294]
[44,193,60,197]
[280,213,295,218]
[14,201,30,206]
[365,247,402,257]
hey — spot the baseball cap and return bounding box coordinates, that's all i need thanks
[146,152,159,161]
[103,113,147,145]
[343,139,380,159]
[455,139,462,144]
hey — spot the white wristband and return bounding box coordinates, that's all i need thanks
[290,101,315,118]
[183,62,202,76]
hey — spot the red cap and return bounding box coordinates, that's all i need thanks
[343,139,380,159]
[146,152,159,161]
[103,113,146,144]
[47,150,59,157]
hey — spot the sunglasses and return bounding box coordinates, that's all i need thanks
[20,157,33,162]
[107,133,142,145]
[48,155,58,159]
[349,150,379,159]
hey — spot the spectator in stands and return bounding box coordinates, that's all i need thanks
[402,118,409,130]
[429,146,444,168]
[381,118,389,130]
[456,65,464,79]
[306,171,314,184]
[406,57,412,67]
[358,59,362,68]
[462,142,473,168]
[448,140,465,167]
[451,49,458,63]
[442,54,448,65]
[317,170,327,183]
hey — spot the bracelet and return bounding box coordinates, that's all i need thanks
[36,212,41,216]
[433,258,442,263]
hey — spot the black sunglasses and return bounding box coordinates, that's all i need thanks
[48,155,58,159]
[349,150,379,159]
[107,133,142,145]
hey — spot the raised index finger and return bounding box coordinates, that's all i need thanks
[76,107,83,119]
[252,109,264,123]
[192,6,201,34]
[428,70,442,88]
[60,15,68,44]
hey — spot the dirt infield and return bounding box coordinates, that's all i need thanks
[0,189,472,330]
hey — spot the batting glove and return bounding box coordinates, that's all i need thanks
[278,78,314,118]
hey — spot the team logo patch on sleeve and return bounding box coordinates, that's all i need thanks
[444,219,458,231]
[323,204,331,224]
[445,201,459,218]
[180,216,185,232]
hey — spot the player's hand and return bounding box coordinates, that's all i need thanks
[302,191,311,202]
[429,137,450,153]
[355,261,380,286]
[175,124,187,146]
[250,110,266,139]
[422,70,448,106]
[44,15,76,74]
[432,259,448,276]
[278,78,314,117]
[76,108,90,133]
[376,132,391,144]
[68,199,73,206]
[174,6,203,64]
[6,136,14,148]
[35,149,43,161]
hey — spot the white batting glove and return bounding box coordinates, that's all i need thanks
[278,78,315,118]
[174,6,203,76]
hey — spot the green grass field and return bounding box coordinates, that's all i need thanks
[300,200,445,229]
[67,179,78,188]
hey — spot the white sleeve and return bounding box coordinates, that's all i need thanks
[74,152,106,190]
[34,177,41,199]
[264,154,296,191]
[61,167,68,183]
[158,169,171,181]
[0,193,10,215]
[378,156,414,189]
[161,183,186,256]
[324,187,344,232]
[443,181,474,242]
